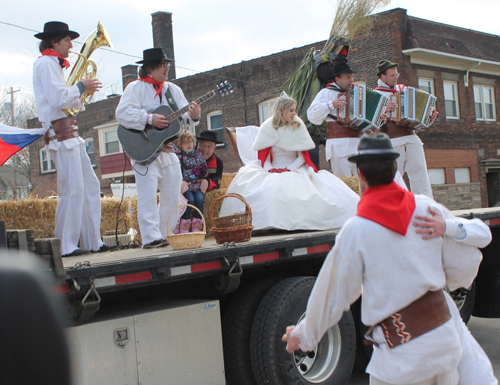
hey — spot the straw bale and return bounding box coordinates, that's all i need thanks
[100,197,131,236]
[340,176,360,196]
[221,173,237,189]
[0,196,131,239]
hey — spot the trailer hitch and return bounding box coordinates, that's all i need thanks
[77,277,101,323]
[215,257,243,294]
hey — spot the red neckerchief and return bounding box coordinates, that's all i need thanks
[374,84,406,93]
[357,181,415,236]
[40,49,70,69]
[325,82,349,92]
[206,153,217,170]
[138,76,164,98]
[258,148,318,173]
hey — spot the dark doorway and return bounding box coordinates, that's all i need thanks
[486,171,500,207]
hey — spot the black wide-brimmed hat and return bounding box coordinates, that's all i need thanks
[376,59,398,76]
[35,21,79,40]
[348,133,400,163]
[333,61,357,78]
[196,130,225,145]
[136,48,174,64]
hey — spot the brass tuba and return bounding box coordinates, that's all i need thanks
[62,20,113,116]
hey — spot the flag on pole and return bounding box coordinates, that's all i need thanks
[0,123,46,166]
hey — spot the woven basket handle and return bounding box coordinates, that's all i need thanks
[210,193,253,226]
[167,203,206,234]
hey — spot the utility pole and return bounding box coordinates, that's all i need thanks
[6,87,20,200]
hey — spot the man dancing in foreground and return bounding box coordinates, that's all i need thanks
[283,134,495,384]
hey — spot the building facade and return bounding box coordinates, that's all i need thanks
[28,8,500,209]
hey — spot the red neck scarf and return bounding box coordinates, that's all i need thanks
[139,76,164,98]
[41,49,70,69]
[357,181,415,236]
[374,83,405,93]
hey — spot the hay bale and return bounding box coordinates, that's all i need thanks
[221,173,236,189]
[0,196,131,239]
[340,176,360,196]
[100,196,131,236]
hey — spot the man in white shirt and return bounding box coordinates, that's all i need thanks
[307,61,361,177]
[116,48,200,248]
[374,59,438,198]
[283,134,494,385]
[33,21,116,257]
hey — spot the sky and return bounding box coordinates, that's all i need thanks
[0,0,499,104]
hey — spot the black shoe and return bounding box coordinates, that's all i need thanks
[143,239,169,249]
[63,248,91,258]
[94,243,118,253]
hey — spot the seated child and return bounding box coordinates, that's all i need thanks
[174,130,208,233]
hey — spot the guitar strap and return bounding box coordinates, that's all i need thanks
[164,87,180,114]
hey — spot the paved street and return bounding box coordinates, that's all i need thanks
[348,316,500,384]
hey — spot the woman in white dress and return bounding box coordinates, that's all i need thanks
[220,94,360,231]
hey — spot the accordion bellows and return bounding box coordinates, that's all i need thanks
[336,85,389,134]
[388,87,437,131]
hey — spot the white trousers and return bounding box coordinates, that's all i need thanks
[133,153,182,246]
[393,142,433,198]
[51,143,103,255]
[370,369,459,385]
[325,138,360,177]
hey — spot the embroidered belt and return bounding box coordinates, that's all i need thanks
[326,121,360,139]
[44,116,79,144]
[384,121,415,139]
[365,290,451,349]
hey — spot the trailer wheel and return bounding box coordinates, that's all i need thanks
[450,282,476,324]
[222,277,284,385]
[250,277,355,385]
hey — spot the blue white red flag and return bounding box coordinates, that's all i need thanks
[0,123,46,166]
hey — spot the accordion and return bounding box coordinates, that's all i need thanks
[387,87,437,131]
[336,85,389,134]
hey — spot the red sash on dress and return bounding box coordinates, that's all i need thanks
[258,148,318,173]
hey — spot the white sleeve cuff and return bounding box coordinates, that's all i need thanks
[445,219,466,240]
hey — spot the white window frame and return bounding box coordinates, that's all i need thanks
[39,148,56,173]
[207,110,224,147]
[454,167,471,184]
[443,81,460,119]
[103,128,121,155]
[418,77,435,95]
[85,137,95,166]
[474,85,496,121]
[428,168,445,185]
[259,98,278,124]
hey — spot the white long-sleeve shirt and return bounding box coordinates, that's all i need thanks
[33,55,84,150]
[306,85,340,126]
[291,194,491,384]
[115,79,198,135]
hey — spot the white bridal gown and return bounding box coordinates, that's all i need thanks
[220,146,360,231]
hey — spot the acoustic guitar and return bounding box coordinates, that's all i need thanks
[117,80,233,162]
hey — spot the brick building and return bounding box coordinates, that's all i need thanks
[28,8,500,210]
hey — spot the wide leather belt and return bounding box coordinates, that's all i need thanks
[326,121,360,139]
[365,290,451,349]
[44,116,79,145]
[385,121,414,139]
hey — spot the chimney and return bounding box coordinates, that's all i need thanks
[151,11,176,80]
[121,64,138,92]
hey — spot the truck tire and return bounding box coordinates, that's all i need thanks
[222,277,284,385]
[250,277,356,385]
[450,282,476,324]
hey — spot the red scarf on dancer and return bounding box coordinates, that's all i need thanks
[357,181,415,236]
[138,76,164,98]
[41,49,70,69]
[257,148,318,172]
[374,84,405,93]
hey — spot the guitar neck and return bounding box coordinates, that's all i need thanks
[166,90,216,121]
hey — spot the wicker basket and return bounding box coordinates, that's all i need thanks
[210,193,253,244]
[167,204,206,250]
